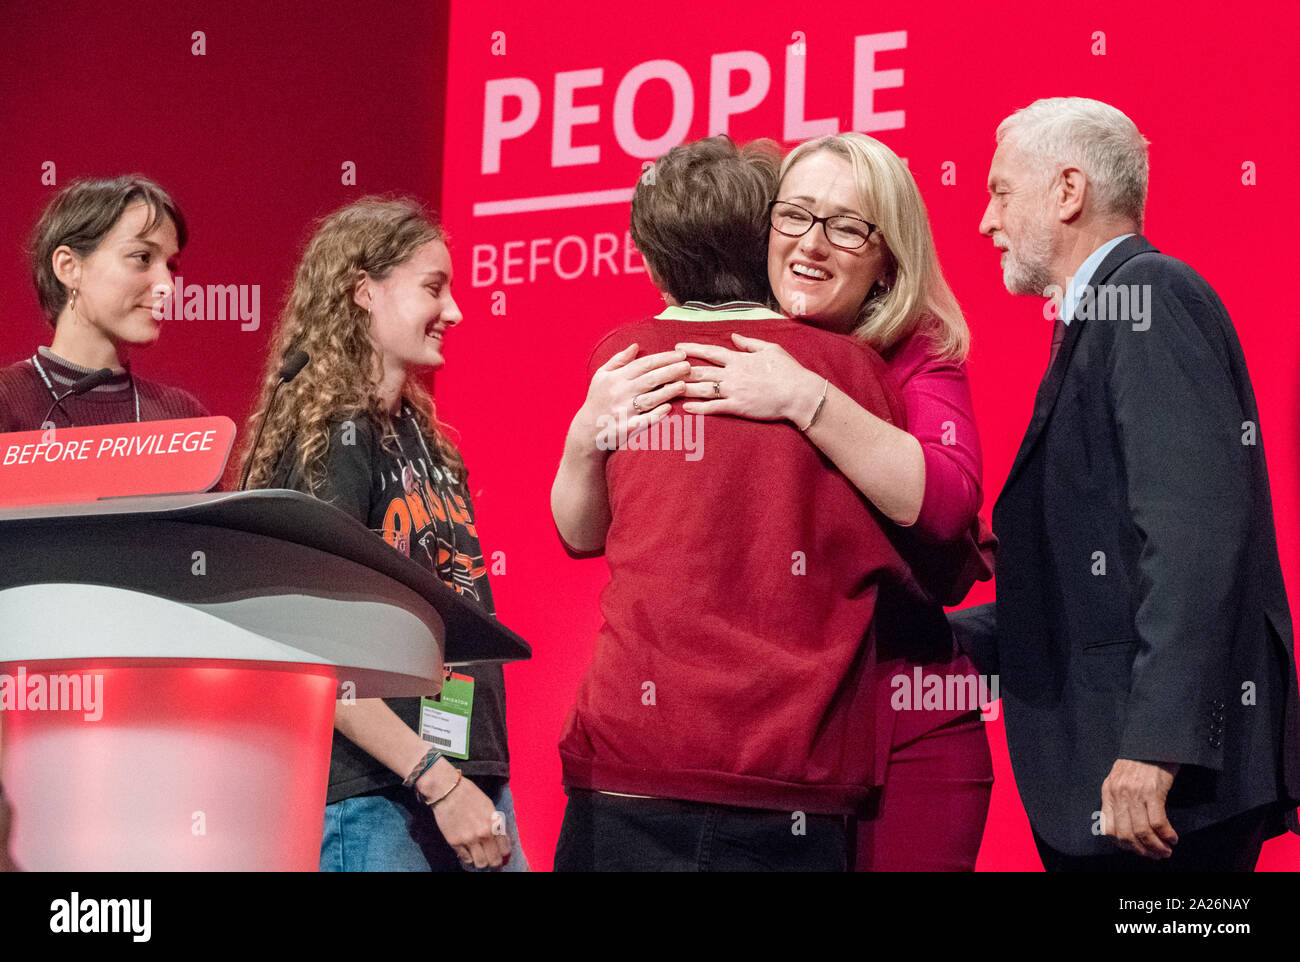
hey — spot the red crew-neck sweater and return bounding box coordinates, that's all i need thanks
[558,306,917,815]
[0,347,208,432]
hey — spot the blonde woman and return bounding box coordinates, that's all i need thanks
[241,197,524,871]
[675,132,994,870]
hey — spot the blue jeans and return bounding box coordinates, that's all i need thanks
[320,778,529,872]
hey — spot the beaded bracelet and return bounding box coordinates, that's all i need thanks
[403,745,443,790]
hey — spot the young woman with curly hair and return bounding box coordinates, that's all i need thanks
[241,197,525,872]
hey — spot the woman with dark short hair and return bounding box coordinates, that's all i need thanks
[0,176,207,872]
[0,175,208,433]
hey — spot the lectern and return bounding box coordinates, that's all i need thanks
[0,489,531,871]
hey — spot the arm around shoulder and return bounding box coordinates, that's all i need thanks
[904,353,984,543]
[550,417,612,556]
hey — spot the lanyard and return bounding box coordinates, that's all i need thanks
[392,402,460,571]
[29,353,141,423]
[398,401,440,468]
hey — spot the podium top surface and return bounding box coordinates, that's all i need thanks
[0,489,531,666]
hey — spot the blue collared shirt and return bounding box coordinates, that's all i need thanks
[1063,234,1136,325]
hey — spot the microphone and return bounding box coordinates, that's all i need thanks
[41,368,114,428]
[239,348,309,491]
[278,348,310,383]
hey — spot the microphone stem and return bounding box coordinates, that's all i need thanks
[239,379,286,491]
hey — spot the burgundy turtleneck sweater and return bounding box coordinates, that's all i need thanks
[0,346,208,433]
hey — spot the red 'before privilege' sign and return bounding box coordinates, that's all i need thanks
[0,417,236,507]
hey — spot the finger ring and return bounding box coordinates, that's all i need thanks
[631,395,645,414]
[711,380,722,398]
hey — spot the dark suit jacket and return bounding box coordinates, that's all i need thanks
[952,235,1300,856]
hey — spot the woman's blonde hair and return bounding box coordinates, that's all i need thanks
[239,196,465,493]
[779,133,969,361]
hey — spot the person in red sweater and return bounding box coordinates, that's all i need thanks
[672,133,995,870]
[0,175,208,433]
[551,136,923,871]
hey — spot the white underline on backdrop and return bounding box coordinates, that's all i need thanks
[472,187,636,217]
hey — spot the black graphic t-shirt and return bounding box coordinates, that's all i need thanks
[271,404,509,803]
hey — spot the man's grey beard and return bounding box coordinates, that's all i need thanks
[1003,251,1056,297]
[998,196,1060,296]
[1001,209,1058,297]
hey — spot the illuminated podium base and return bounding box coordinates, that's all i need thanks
[0,491,532,872]
[5,660,337,872]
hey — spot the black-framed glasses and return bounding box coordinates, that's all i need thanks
[768,200,878,250]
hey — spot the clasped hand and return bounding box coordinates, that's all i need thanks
[675,332,820,423]
[415,763,511,870]
[572,344,691,449]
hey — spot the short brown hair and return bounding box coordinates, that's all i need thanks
[630,135,779,304]
[30,175,189,325]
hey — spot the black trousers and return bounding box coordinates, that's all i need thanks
[553,789,851,872]
[1033,803,1279,872]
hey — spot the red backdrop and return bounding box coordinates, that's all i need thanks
[1,0,1296,871]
